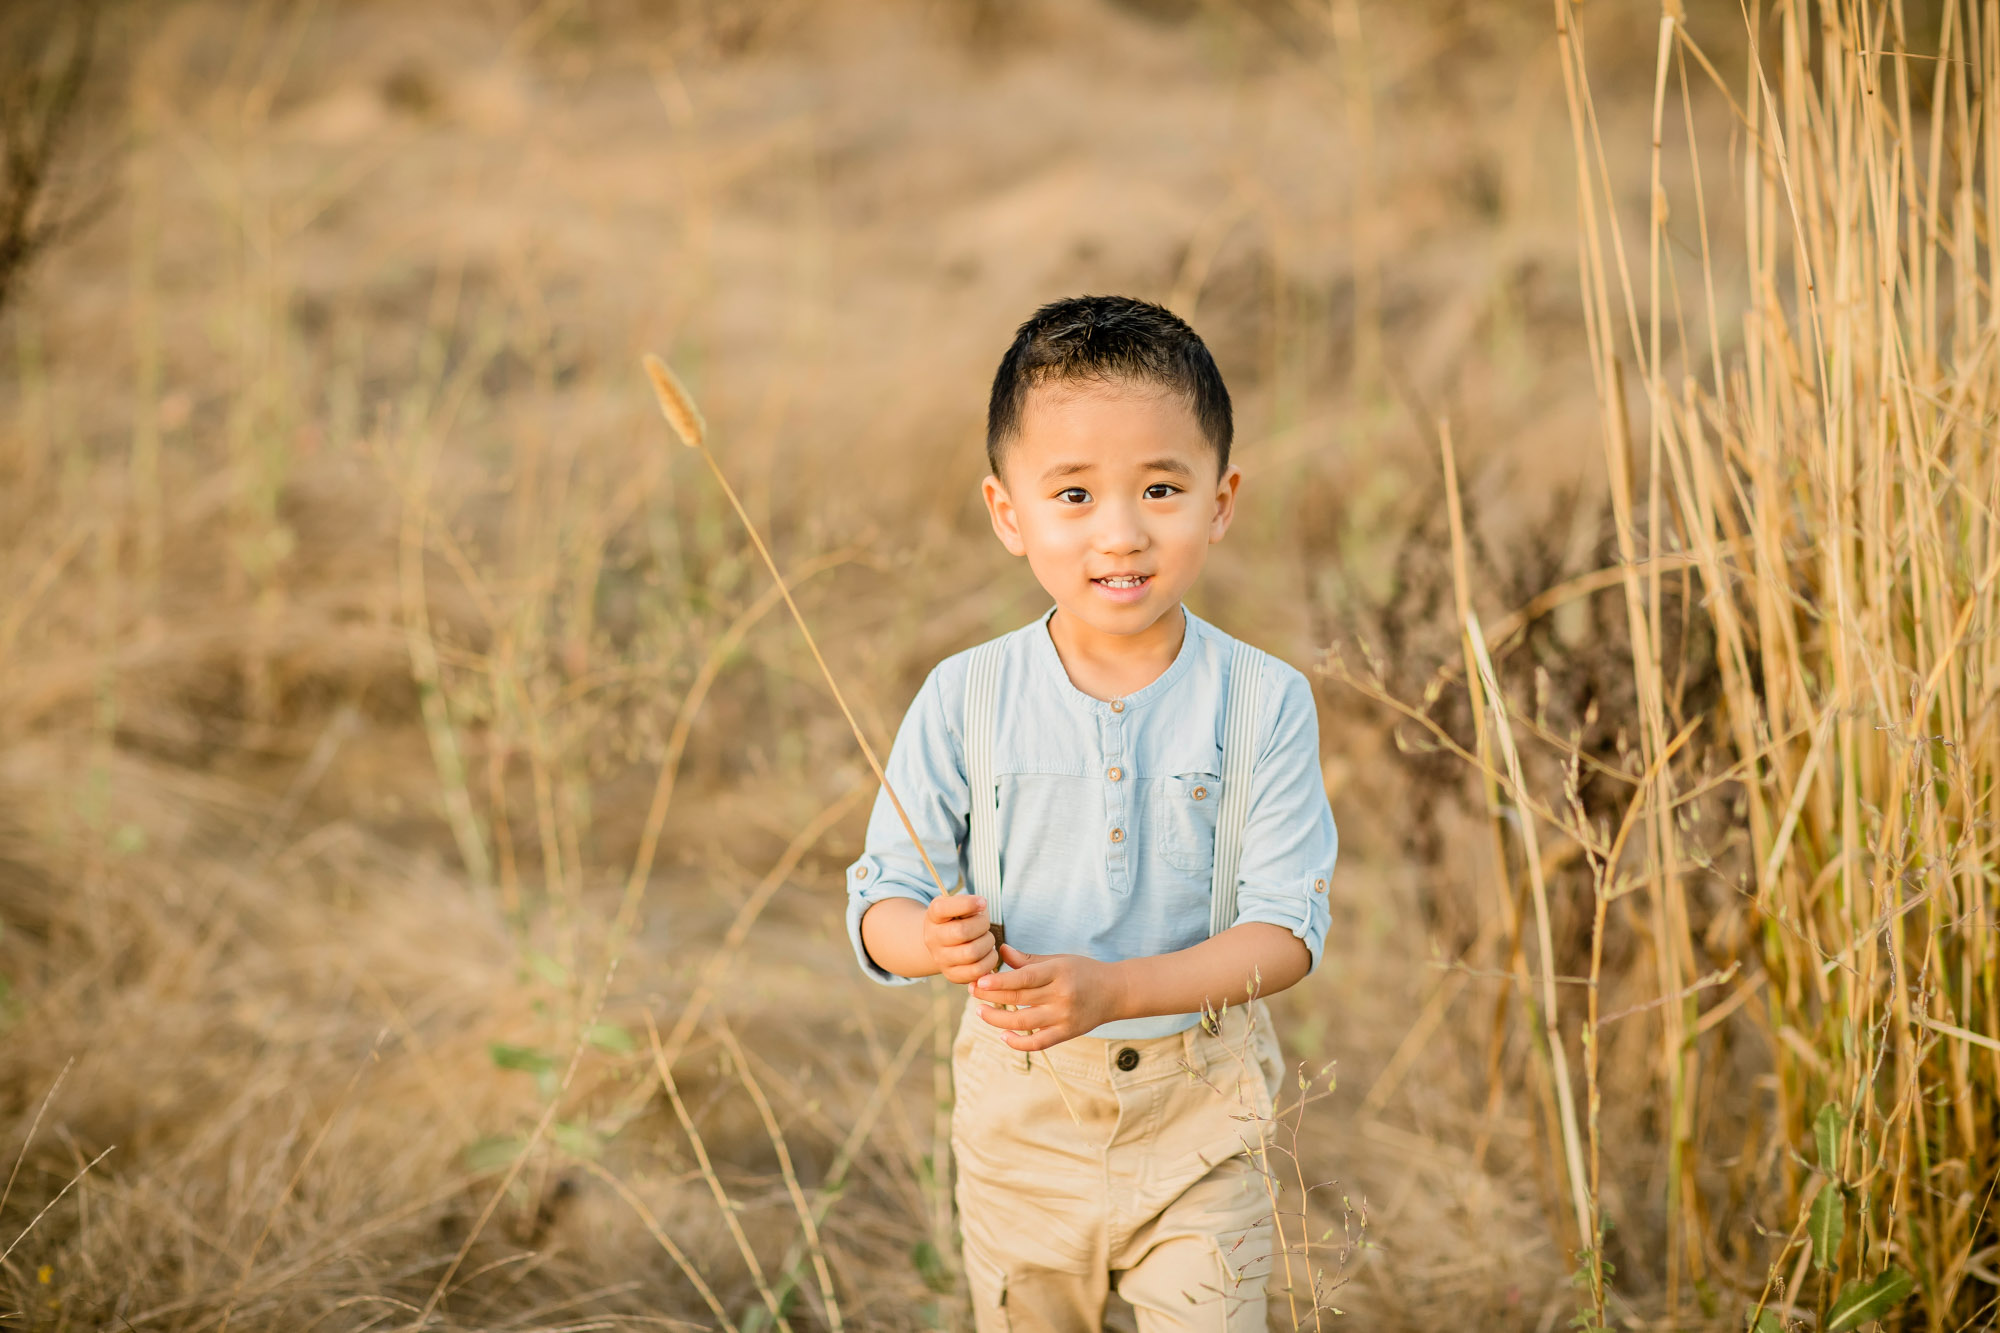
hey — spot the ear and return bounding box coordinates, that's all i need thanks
[982,474,1028,557]
[1208,464,1242,543]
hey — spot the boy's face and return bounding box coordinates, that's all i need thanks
[981,381,1240,642]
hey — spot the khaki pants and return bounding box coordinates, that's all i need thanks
[950,997,1286,1332]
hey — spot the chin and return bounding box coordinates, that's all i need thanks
[1064,596,1172,636]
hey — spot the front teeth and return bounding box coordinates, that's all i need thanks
[1099,576,1147,587]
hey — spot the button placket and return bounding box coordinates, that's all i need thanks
[1102,704,1129,893]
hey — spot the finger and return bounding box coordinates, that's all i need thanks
[974,1001,1049,1031]
[932,914,992,946]
[1003,1025,1070,1053]
[937,936,997,970]
[998,943,1034,969]
[976,982,1054,1009]
[945,956,1000,985]
[975,962,1050,993]
[928,893,987,922]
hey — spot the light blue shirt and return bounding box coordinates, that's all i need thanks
[844,607,1338,1039]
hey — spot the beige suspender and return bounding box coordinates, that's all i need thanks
[963,640,1007,943]
[961,634,1264,940]
[1208,640,1265,935]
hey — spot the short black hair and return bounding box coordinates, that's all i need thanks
[985,295,1233,476]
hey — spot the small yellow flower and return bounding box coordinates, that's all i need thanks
[37,1265,51,1284]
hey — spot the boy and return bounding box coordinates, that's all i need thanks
[845,295,1337,1331]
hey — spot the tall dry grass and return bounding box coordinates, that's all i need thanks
[1339,3,1998,1328]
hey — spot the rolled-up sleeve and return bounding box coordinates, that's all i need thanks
[845,664,969,985]
[1229,662,1338,970]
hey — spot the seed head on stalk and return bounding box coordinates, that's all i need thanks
[643,353,707,450]
[642,353,1079,1123]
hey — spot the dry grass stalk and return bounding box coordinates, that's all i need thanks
[654,787,869,1072]
[0,1059,71,1226]
[0,1145,113,1268]
[577,1157,735,1327]
[753,1008,941,1332]
[1182,1002,1357,1327]
[715,1018,845,1332]
[414,952,624,1323]
[214,1034,383,1333]
[640,353,945,894]
[1464,615,1595,1298]
[641,350,1083,1129]
[646,1011,792,1329]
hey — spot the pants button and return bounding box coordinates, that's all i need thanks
[1115,1047,1139,1072]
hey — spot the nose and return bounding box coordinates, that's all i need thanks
[1092,496,1147,555]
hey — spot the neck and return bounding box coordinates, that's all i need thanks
[1046,605,1187,702]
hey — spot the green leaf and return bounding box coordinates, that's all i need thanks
[463,1135,526,1172]
[585,1022,635,1053]
[1808,1183,1846,1272]
[489,1042,556,1075]
[1826,1267,1915,1333]
[1752,1309,1785,1333]
[910,1239,952,1294]
[550,1120,602,1159]
[527,951,569,987]
[1814,1103,1844,1177]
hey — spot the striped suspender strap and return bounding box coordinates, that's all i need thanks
[963,640,1006,931]
[1209,642,1266,937]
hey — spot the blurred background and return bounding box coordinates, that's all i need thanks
[3,2,1993,1330]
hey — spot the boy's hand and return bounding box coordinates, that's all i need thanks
[973,944,1122,1050]
[923,893,1000,985]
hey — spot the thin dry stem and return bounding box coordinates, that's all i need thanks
[646,1011,792,1330]
[714,1019,844,1333]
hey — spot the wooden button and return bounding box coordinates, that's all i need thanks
[1109,828,1124,844]
[1110,700,1125,713]
[855,865,869,879]
[1107,767,1122,782]
[1191,786,1207,801]
[1314,877,1327,893]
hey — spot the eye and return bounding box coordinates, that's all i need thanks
[1143,483,1182,500]
[1057,487,1092,505]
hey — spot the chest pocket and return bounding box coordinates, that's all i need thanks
[1154,774,1223,873]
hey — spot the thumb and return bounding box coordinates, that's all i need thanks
[998,943,1033,969]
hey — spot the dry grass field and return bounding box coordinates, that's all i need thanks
[1,2,1994,1330]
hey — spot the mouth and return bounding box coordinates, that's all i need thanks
[1090,573,1154,602]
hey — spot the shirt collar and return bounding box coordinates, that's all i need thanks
[1030,604,1206,716]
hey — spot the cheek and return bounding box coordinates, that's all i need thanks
[1152,509,1218,552]
[1016,508,1084,554]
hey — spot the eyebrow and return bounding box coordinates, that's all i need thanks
[1038,457,1197,483]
